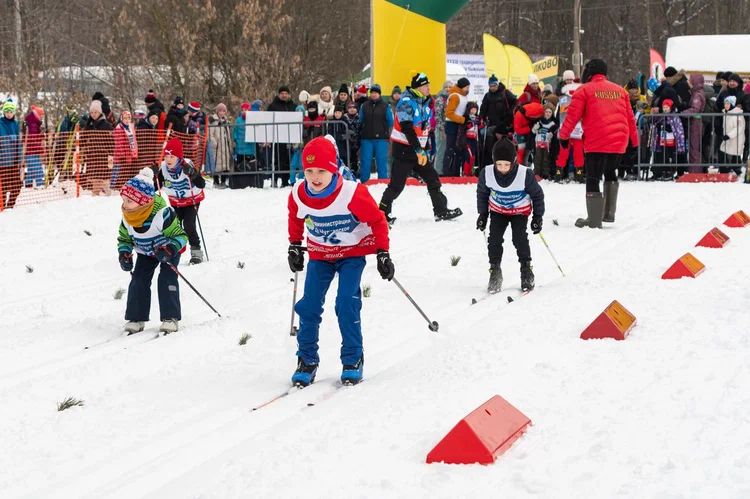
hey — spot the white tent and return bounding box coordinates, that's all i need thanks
[665,35,750,77]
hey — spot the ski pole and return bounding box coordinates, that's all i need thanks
[391,276,439,332]
[164,261,221,317]
[537,232,565,277]
[195,209,209,261]
[187,175,208,262]
[289,271,299,336]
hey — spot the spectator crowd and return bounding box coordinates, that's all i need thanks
[2,68,749,209]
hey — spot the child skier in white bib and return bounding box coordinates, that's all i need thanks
[287,137,393,387]
[476,138,545,293]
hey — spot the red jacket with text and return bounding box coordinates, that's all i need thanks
[558,74,638,154]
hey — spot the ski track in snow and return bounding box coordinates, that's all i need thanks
[1,182,750,498]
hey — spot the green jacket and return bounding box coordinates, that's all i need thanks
[117,195,187,256]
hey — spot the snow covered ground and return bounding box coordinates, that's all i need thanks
[1,180,749,499]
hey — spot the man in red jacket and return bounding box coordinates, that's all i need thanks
[558,59,638,228]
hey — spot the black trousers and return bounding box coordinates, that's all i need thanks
[584,152,621,192]
[488,212,531,265]
[380,147,448,216]
[442,122,461,176]
[174,204,201,249]
[125,252,181,322]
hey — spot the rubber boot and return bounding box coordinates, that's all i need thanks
[603,181,619,223]
[575,192,604,228]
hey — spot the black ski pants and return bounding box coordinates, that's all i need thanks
[380,147,448,216]
[488,212,531,265]
[174,204,201,249]
[125,252,181,322]
[585,152,621,192]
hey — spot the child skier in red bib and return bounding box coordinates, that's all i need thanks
[287,136,393,386]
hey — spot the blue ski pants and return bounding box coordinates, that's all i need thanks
[125,252,182,322]
[359,139,389,181]
[295,257,365,366]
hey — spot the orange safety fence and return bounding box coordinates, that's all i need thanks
[0,127,207,211]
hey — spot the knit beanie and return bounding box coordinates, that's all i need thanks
[173,96,185,106]
[2,101,17,113]
[724,96,737,108]
[278,85,291,94]
[121,167,156,206]
[299,90,310,103]
[240,101,251,111]
[456,77,471,89]
[663,66,678,78]
[662,99,674,110]
[562,70,575,81]
[370,83,382,94]
[215,103,227,113]
[338,83,349,95]
[145,89,157,104]
[411,72,430,88]
[164,137,184,159]
[302,136,338,173]
[488,74,499,85]
[492,138,516,163]
[391,85,402,95]
[90,100,103,114]
[188,101,201,113]
[528,73,539,84]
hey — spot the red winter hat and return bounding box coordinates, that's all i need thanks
[302,136,338,173]
[188,101,201,112]
[164,137,183,159]
[240,101,251,111]
[662,99,674,109]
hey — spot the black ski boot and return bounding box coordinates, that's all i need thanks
[487,263,503,294]
[554,167,564,183]
[574,168,585,183]
[520,262,535,292]
[379,202,397,227]
[435,207,463,222]
[291,357,318,387]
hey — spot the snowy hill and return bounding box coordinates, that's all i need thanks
[1,181,749,498]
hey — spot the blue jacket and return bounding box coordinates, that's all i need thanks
[395,88,431,129]
[0,116,20,167]
[233,112,257,156]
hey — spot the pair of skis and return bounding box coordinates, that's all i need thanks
[250,379,357,412]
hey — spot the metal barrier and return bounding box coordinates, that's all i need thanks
[207,120,357,188]
[635,112,749,179]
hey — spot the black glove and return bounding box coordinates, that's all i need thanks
[119,251,133,272]
[559,138,569,149]
[476,213,488,231]
[376,250,395,281]
[182,162,199,179]
[722,134,730,141]
[154,244,176,262]
[531,217,543,234]
[288,243,305,272]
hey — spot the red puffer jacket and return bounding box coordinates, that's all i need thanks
[558,74,638,153]
[513,102,544,135]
